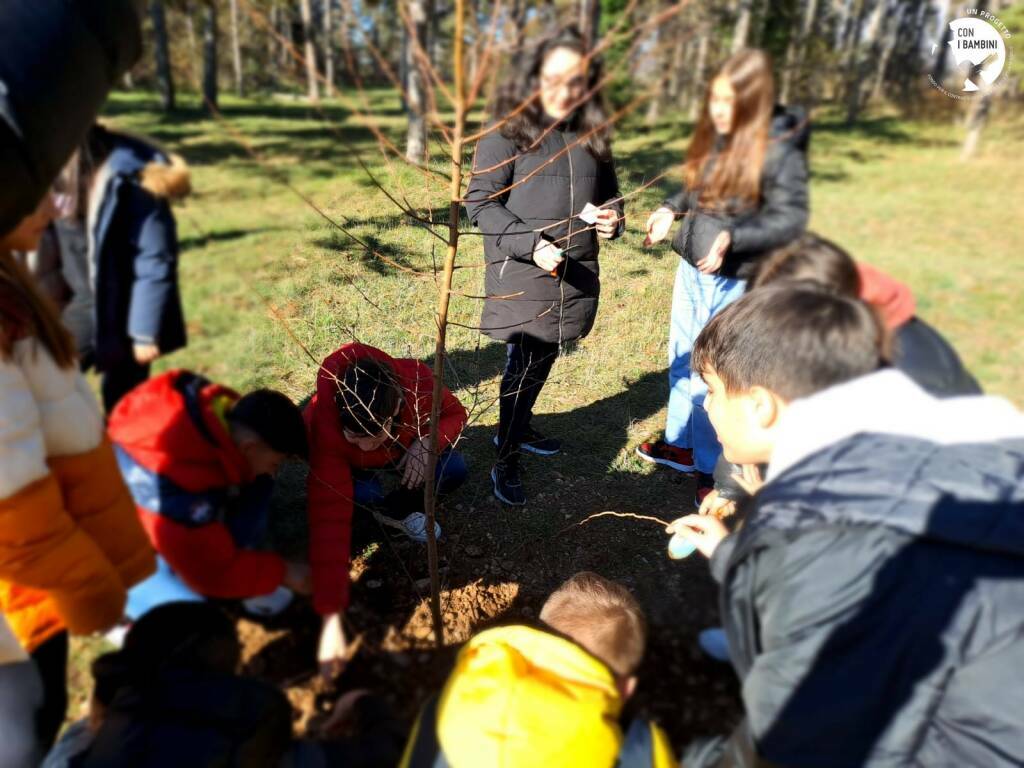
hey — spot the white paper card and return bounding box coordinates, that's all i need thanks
[578,202,602,225]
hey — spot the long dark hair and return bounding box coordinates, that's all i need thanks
[492,26,612,161]
[684,49,774,208]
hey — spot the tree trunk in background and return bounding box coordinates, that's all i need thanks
[780,0,819,103]
[961,90,991,159]
[580,0,601,46]
[731,0,754,53]
[690,28,710,120]
[405,0,430,163]
[931,0,952,83]
[841,0,870,123]
[229,0,244,96]
[323,0,336,97]
[644,22,663,124]
[279,3,292,72]
[667,25,688,105]
[299,0,320,101]
[268,2,280,83]
[150,0,175,111]
[202,1,218,110]
[870,0,906,101]
[185,1,201,88]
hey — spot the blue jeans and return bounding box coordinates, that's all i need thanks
[353,448,468,514]
[665,261,746,473]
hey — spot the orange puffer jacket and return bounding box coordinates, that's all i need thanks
[0,325,155,659]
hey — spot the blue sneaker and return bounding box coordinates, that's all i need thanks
[491,458,526,506]
[698,627,731,662]
[493,426,561,457]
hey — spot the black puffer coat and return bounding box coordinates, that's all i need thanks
[465,122,624,344]
[685,372,1024,768]
[662,106,810,279]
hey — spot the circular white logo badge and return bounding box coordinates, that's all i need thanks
[930,10,1014,98]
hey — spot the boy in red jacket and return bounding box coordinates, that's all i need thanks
[108,370,310,618]
[305,343,468,676]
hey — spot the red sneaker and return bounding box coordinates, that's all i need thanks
[634,440,695,472]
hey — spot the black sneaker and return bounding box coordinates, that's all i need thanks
[492,426,561,457]
[491,458,526,506]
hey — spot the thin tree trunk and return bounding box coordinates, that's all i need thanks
[279,4,292,72]
[423,0,468,652]
[324,0,336,97]
[185,1,201,88]
[150,0,175,111]
[230,0,244,96]
[202,1,218,111]
[870,0,906,101]
[732,0,755,53]
[405,0,430,162]
[645,22,663,125]
[579,0,601,46]
[269,2,280,83]
[690,29,710,120]
[667,27,688,105]
[961,90,991,159]
[931,0,952,83]
[299,0,320,101]
[780,0,819,103]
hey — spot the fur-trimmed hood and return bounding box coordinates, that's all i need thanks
[93,128,191,202]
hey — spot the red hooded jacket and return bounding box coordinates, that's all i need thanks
[305,344,467,615]
[108,371,285,599]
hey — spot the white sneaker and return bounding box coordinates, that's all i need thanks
[243,586,294,617]
[698,627,731,662]
[374,511,442,543]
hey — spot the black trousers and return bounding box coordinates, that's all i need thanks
[30,630,68,751]
[101,358,150,413]
[496,336,559,461]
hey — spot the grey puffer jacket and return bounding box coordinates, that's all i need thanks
[684,371,1024,768]
[663,106,810,280]
[464,121,624,344]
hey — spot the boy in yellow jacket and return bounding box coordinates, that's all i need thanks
[400,572,676,767]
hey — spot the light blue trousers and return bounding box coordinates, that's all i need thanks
[665,261,746,474]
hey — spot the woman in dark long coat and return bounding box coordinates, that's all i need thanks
[465,26,624,506]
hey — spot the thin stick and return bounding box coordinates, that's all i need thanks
[576,510,674,528]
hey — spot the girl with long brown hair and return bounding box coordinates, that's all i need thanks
[635,49,810,503]
[0,193,155,756]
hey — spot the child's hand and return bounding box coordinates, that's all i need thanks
[644,207,674,246]
[665,514,729,559]
[399,436,430,489]
[133,342,160,365]
[696,230,731,274]
[595,208,619,239]
[532,239,564,273]
[698,488,736,520]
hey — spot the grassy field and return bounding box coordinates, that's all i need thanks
[65,89,1024,732]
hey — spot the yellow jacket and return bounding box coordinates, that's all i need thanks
[401,625,676,768]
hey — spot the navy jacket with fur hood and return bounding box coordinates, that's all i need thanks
[686,370,1024,767]
[663,106,810,280]
[84,128,189,370]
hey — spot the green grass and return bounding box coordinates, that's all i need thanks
[65,89,1024,726]
[102,90,1024,405]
